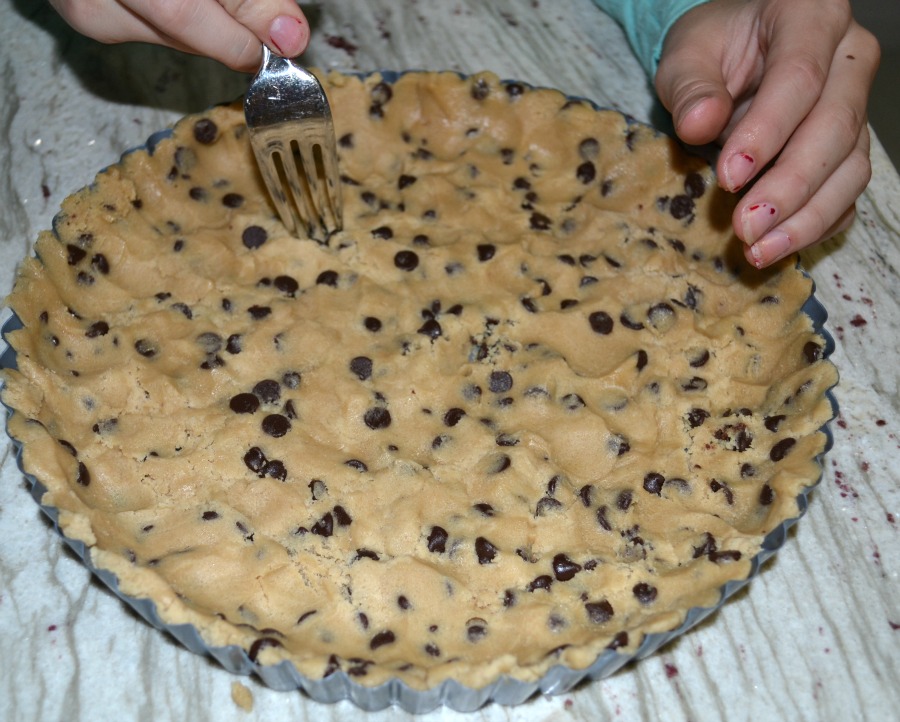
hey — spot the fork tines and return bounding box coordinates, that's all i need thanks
[245,48,343,241]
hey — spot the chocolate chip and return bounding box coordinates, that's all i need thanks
[527,575,553,592]
[248,305,271,320]
[396,595,412,610]
[193,118,218,144]
[371,225,393,240]
[692,532,717,558]
[229,393,260,414]
[248,637,282,662]
[759,484,775,505]
[709,550,742,563]
[576,161,596,184]
[529,212,551,230]
[473,502,495,517]
[134,339,158,358]
[589,311,614,335]
[253,379,281,404]
[244,447,266,474]
[619,312,644,331]
[355,549,379,561]
[58,439,77,456]
[424,643,441,657]
[803,341,823,363]
[273,275,299,297]
[170,302,193,320]
[681,377,708,392]
[202,510,219,521]
[669,194,695,220]
[488,453,511,474]
[466,621,488,642]
[427,526,448,553]
[689,349,710,368]
[76,461,91,486]
[345,356,372,382]
[194,332,222,354]
[610,434,630,455]
[553,554,582,581]
[90,254,109,275]
[585,600,614,624]
[684,172,706,198]
[311,512,334,537]
[443,408,466,426]
[241,225,267,249]
[475,537,498,564]
[316,270,339,286]
[470,77,490,100]
[535,497,563,516]
[371,81,393,105]
[364,316,382,332]
[398,174,417,190]
[633,582,658,605]
[363,407,391,429]
[596,506,612,530]
[709,479,735,505]
[643,472,665,496]
[634,349,648,371]
[369,629,397,649]
[222,192,244,208]
[686,408,709,428]
[477,243,496,261]
[85,321,109,338]
[333,505,352,526]
[488,370,513,393]
[261,414,291,437]
[556,393,583,413]
[224,334,242,355]
[345,459,368,472]
[264,460,287,481]
[392,249,422,273]
[770,438,796,461]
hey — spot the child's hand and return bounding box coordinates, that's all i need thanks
[49,0,310,72]
[656,0,880,268]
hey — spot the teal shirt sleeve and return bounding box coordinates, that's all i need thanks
[593,0,711,77]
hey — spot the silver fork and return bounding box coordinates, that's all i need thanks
[244,46,343,240]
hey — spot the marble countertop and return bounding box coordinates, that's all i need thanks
[1,1,897,720]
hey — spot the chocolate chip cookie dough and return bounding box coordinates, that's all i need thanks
[1,70,837,690]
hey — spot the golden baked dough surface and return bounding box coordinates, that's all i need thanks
[2,71,836,689]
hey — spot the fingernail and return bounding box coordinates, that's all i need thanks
[722,152,755,193]
[749,230,792,268]
[269,15,308,57]
[741,202,778,244]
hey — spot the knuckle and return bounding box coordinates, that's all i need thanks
[152,0,199,29]
[829,103,866,144]
[846,146,873,192]
[786,53,829,94]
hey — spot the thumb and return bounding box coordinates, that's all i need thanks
[227,1,312,59]
[654,16,734,147]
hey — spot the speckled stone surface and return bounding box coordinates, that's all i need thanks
[0,1,897,720]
